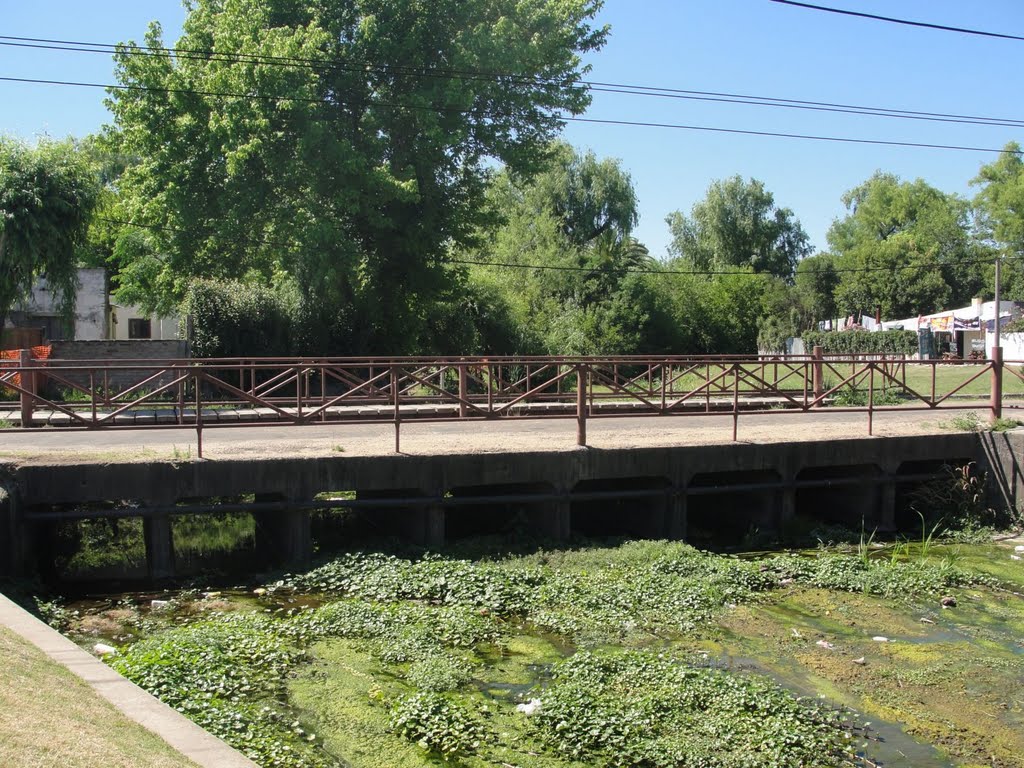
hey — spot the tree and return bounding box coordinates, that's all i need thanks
[829,172,989,317]
[465,142,670,354]
[973,142,1024,255]
[794,253,839,326]
[973,142,1024,301]
[108,0,608,353]
[0,137,99,329]
[666,176,810,280]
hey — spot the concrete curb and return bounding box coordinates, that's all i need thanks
[0,592,258,768]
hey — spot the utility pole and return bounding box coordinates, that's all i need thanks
[994,256,1002,349]
[991,255,1004,424]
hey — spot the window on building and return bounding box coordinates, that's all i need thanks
[128,318,152,339]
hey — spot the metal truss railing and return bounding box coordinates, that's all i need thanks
[0,350,1012,456]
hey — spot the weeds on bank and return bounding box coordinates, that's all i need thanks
[938,412,1021,433]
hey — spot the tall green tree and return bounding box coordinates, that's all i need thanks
[829,172,989,317]
[108,0,608,353]
[973,142,1024,301]
[666,176,810,280]
[794,253,839,326]
[0,137,100,329]
[465,142,675,354]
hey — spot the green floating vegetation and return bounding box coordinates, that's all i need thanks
[533,650,865,768]
[103,540,1006,767]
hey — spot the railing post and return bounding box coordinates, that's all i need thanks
[732,363,739,441]
[194,368,204,459]
[18,349,34,428]
[991,346,1003,423]
[458,360,468,418]
[576,363,588,447]
[868,363,874,436]
[392,365,402,453]
[812,345,823,406]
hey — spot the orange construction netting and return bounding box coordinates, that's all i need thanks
[0,346,52,389]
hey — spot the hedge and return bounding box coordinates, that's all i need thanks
[801,329,916,356]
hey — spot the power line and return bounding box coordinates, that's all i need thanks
[3,34,1024,129]
[2,75,1019,156]
[97,215,1012,279]
[769,0,1024,42]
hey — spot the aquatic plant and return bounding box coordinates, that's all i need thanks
[532,650,866,768]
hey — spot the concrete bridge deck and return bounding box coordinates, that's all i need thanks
[1,408,1021,582]
[0,405,995,464]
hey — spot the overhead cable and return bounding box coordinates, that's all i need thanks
[2,75,1019,156]
[769,0,1024,42]
[2,35,1023,129]
[97,216,1014,279]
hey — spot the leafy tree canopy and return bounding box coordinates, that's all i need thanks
[666,176,810,280]
[465,142,672,354]
[972,143,1024,301]
[108,0,608,352]
[0,137,100,329]
[828,172,990,317]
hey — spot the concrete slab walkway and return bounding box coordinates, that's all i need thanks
[0,593,257,768]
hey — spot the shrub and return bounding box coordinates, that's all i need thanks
[802,329,916,356]
[181,278,296,358]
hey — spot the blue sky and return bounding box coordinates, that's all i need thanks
[3,0,1022,258]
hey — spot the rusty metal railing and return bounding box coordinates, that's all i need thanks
[0,350,1013,456]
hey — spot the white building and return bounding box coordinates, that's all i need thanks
[3,267,180,343]
[882,299,1021,359]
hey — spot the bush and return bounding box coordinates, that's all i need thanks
[802,329,916,356]
[181,279,297,358]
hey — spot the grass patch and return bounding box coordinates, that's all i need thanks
[172,512,255,558]
[0,626,198,768]
[941,411,983,432]
[940,412,1023,434]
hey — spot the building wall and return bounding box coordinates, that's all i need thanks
[5,267,108,341]
[109,303,181,341]
[987,332,1024,361]
[48,340,191,391]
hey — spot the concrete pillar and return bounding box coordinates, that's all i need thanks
[779,483,796,528]
[420,505,446,549]
[879,477,897,531]
[143,515,175,581]
[528,491,570,541]
[667,491,687,540]
[0,485,31,578]
[254,495,313,569]
[278,508,313,568]
[649,491,668,539]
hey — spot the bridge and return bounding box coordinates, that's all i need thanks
[0,351,1016,453]
[1,352,1021,582]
